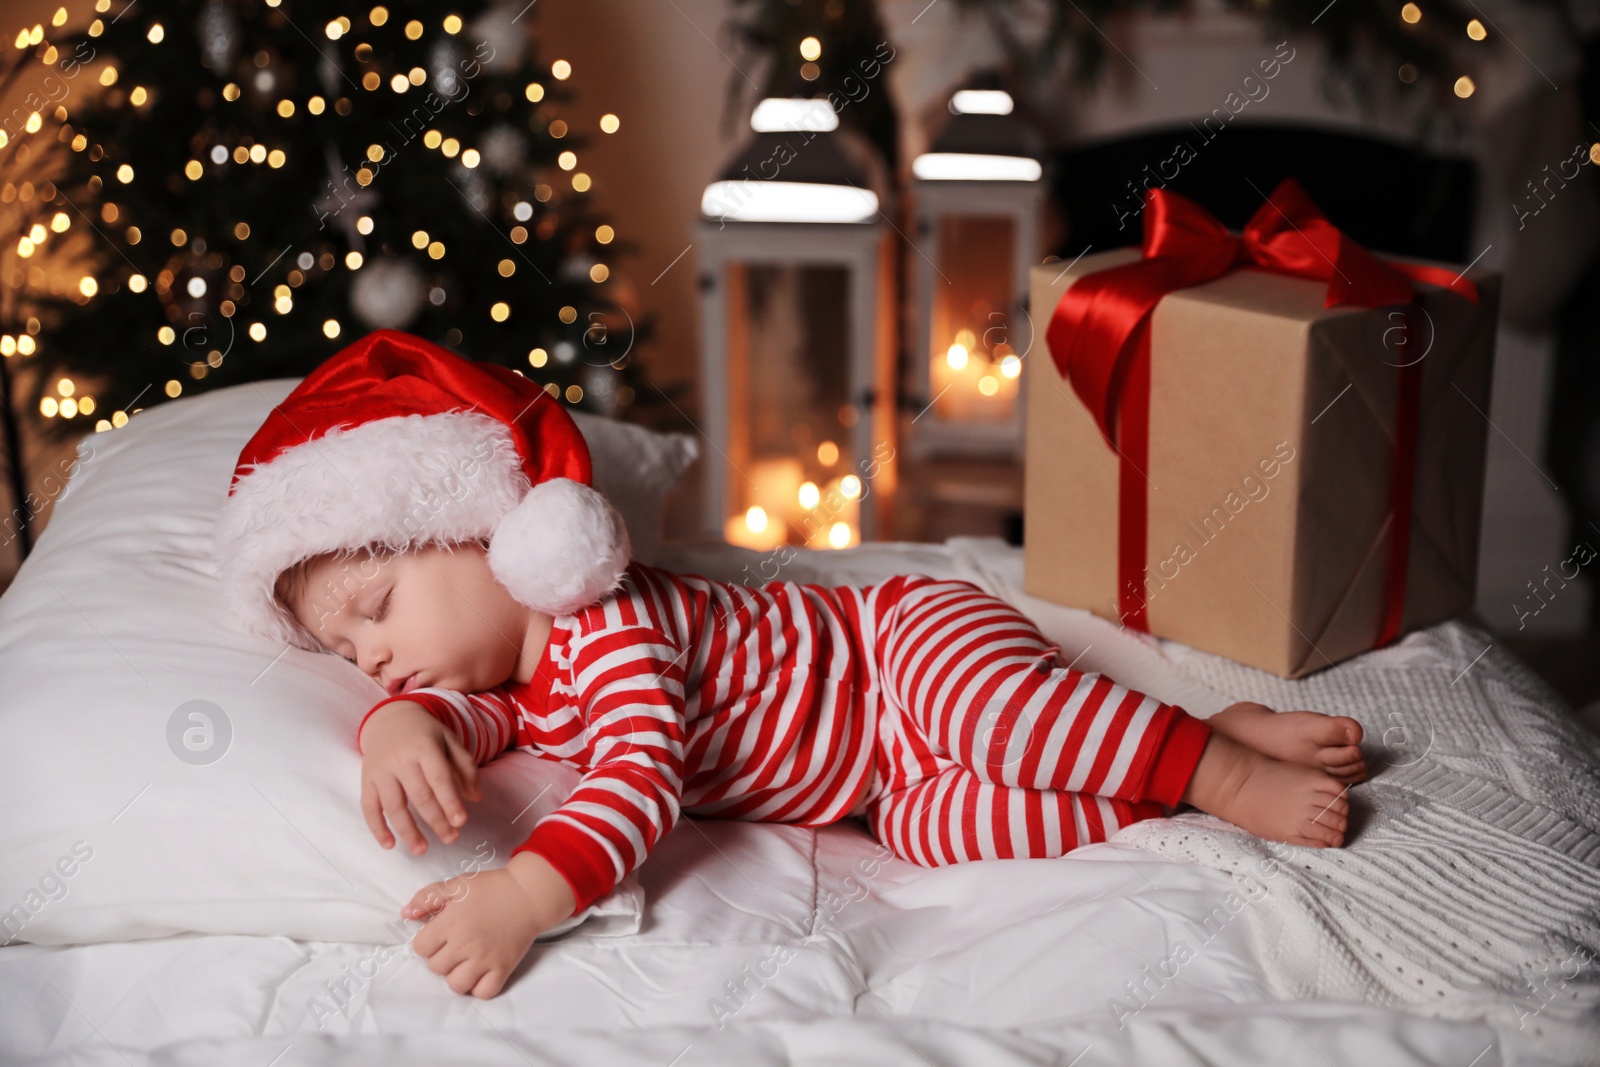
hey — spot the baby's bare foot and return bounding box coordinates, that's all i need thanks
[1207,702,1367,784]
[1182,732,1351,847]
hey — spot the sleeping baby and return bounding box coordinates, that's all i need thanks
[217,329,1364,1001]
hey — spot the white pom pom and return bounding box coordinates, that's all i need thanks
[487,478,632,616]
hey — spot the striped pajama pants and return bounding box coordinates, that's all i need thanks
[854,574,1212,869]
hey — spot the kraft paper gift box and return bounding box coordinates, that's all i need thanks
[1022,187,1501,679]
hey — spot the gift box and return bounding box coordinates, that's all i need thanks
[1022,179,1501,678]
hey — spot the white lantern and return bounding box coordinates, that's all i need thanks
[696,98,898,550]
[906,88,1046,460]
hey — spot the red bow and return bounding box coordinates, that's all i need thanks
[1045,178,1479,652]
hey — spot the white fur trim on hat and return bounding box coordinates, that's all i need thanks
[215,410,630,650]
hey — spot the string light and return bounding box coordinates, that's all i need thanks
[1466,18,1486,39]
[1401,3,1421,22]
[1454,75,1475,97]
[19,5,634,438]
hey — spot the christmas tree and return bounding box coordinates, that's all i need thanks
[4,0,685,556]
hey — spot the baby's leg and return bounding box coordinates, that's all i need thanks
[864,764,1165,866]
[874,576,1351,847]
[876,576,1206,807]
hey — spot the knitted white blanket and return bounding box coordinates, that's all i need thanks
[1111,617,1600,1056]
[911,537,1600,1058]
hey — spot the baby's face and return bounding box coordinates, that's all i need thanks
[288,542,529,696]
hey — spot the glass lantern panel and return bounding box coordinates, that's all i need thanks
[724,261,862,551]
[930,215,1020,425]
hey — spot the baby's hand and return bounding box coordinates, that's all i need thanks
[405,853,578,998]
[358,700,481,855]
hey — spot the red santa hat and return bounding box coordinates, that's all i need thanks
[214,328,631,651]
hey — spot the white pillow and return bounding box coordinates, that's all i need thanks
[0,377,696,946]
[567,408,700,565]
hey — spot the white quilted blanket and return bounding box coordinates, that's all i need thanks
[939,538,1600,1059]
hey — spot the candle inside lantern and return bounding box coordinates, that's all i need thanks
[724,455,805,550]
[929,327,1020,424]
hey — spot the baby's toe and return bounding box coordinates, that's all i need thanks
[1325,759,1367,784]
[1286,833,1330,849]
[1303,815,1344,847]
[1312,806,1348,834]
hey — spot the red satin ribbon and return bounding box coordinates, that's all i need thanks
[1046,178,1479,650]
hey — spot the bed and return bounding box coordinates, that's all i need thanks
[1,380,1596,1067]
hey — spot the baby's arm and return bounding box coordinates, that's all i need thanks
[402,627,688,999]
[510,625,689,915]
[356,688,519,854]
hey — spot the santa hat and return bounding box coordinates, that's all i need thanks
[214,328,631,651]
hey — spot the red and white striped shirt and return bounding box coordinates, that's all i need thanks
[356,559,881,914]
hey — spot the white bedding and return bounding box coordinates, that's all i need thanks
[2,536,1594,1067]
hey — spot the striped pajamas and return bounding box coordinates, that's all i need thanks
[357,560,1211,913]
[859,573,1210,867]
